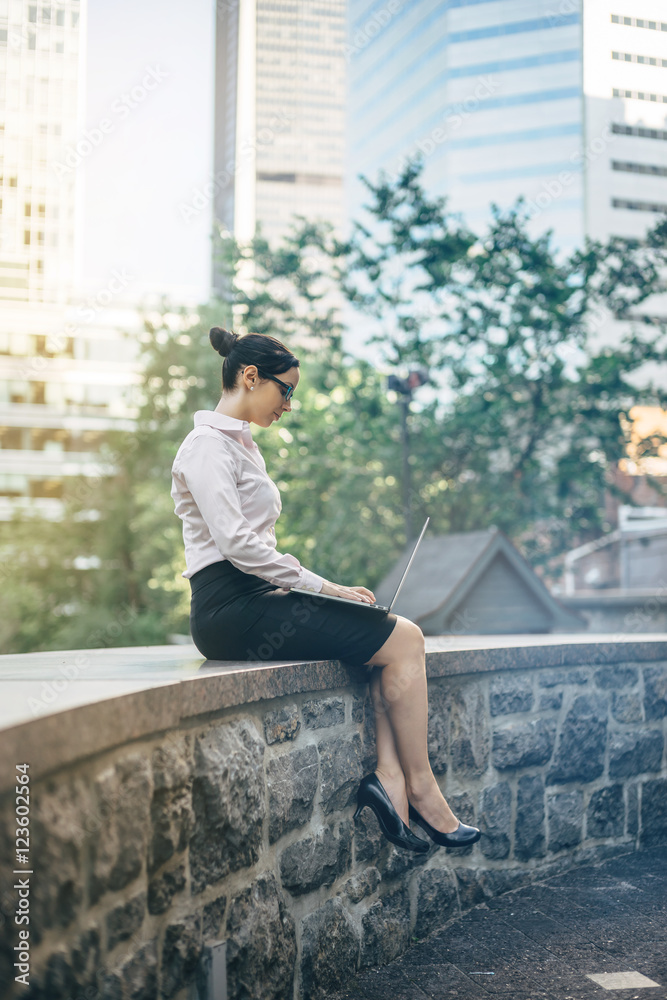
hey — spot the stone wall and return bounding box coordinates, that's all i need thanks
[1,648,666,1000]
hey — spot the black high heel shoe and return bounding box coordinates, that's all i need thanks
[408,803,481,848]
[353,774,429,854]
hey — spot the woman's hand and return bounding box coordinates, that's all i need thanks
[320,581,376,604]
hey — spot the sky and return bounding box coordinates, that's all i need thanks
[81,0,214,305]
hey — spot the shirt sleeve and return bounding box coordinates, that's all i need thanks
[180,436,324,592]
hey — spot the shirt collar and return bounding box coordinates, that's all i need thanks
[194,410,256,449]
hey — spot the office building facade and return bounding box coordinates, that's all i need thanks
[212,0,347,285]
[348,0,667,255]
[0,0,140,518]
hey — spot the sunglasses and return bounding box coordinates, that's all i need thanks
[259,372,295,402]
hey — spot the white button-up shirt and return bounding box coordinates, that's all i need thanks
[171,410,324,592]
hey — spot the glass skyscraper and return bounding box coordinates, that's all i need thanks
[348,0,667,255]
[0,0,140,518]
[212,0,347,284]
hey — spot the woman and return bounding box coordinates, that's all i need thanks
[171,327,481,852]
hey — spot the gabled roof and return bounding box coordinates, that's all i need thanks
[375,526,585,630]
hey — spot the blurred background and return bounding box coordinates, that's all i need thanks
[1,0,667,653]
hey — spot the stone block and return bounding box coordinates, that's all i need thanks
[643,664,667,721]
[427,683,449,775]
[280,823,352,896]
[89,754,152,904]
[29,777,88,938]
[351,692,366,723]
[267,744,318,843]
[586,785,624,839]
[515,775,545,861]
[189,720,265,894]
[479,782,511,859]
[303,697,345,728]
[264,704,300,744]
[148,784,192,876]
[352,805,385,864]
[448,791,476,826]
[301,897,360,1000]
[70,926,101,992]
[343,866,381,904]
[612,691,643,723]
[450,683,489,776]
[106,892,146,951]
[609,730,664,778]
[160,913,202,999]
[489,676,534,716]
[640,778,667,847]
[539,691,563,711]
[43,950,77,998]
[226,873,296,1000]
[594,666,639,689]
[360,887,410,968]
[454,867,485,909]
[120,939,158,1000]
[627,783,639,838]
[546,695,608,785]
[202,896,227,939]
[548,790,583,853]
[147,864,186,916]
[318,732,363,814]
[539,668,588,687]
[415,869,459,939]
[378,840,432,880]
[152,736,192,790]
[492,718,556,771]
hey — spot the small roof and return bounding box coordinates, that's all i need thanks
[376,526,584,630]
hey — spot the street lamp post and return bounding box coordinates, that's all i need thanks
[387,368,429,542]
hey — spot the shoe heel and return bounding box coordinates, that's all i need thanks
[353,804,363,823]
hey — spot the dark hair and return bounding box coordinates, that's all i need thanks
[209,327,299,393]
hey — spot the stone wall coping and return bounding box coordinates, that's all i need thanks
[0,633,665,795]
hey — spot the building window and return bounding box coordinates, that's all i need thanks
[613,87,667,103]
[41,6,51,22]
[612,51,667,66]
[28,5,37,21]
[612,122,667,140]
[72,11,79,26]
[24,204,31,217]
[24,231,30,245]
[56,9,65,25]
[612,160,667,177]
[611,14,667,31]
[612,197,667,213]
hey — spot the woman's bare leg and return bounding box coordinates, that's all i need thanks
[364,616,459,833]
[369,667,409,824]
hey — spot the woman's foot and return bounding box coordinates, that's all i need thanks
[407,777,460,834]
[374,767,409,825]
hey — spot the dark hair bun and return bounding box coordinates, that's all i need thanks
[209,327,238,357]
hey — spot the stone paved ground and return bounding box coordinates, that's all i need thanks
[325,848,667,1000]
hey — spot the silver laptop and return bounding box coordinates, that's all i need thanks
[290,517,430,613]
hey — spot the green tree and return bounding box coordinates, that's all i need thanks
[336,161,667,577]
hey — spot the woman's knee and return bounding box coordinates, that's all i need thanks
[365,615,424,666]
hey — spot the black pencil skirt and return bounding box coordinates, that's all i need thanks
[189,559,398,670]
